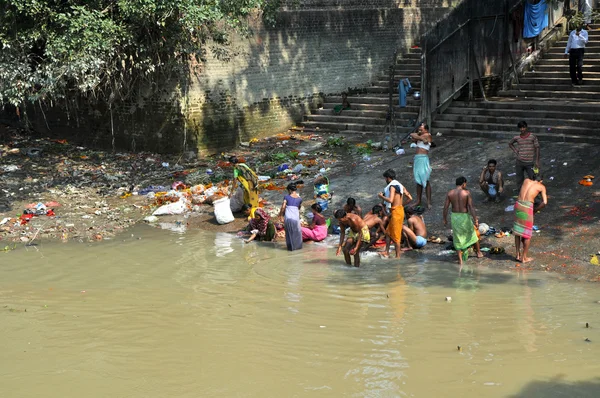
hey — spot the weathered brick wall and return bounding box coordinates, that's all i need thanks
[15,1,461,154]
[188,2,460,152]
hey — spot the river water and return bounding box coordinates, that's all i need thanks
[1,226,600,397]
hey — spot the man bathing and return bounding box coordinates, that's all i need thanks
[335,209,370,267]
[402,206,427,250]
[443,176,483,265]
[513,175,547,263]
[363,205,387,243]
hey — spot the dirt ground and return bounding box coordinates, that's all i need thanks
[1,123,599,281]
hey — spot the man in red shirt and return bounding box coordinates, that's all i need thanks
[509,121,540,189]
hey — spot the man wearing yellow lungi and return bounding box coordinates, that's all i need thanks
[378,169,412,258]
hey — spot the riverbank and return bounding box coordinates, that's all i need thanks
[1,124,599,281]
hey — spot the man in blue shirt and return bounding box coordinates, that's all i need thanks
[564,25,589,86]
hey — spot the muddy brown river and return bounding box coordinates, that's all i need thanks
[1,226,600,397]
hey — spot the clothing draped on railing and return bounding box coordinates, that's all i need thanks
[523,0,548,39]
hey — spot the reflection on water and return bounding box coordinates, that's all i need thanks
[1,226,600,397]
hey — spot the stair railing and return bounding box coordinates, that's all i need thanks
[420,0,569,127]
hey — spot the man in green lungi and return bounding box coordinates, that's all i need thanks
[443,176,484,265]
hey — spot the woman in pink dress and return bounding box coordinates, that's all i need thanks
[301,203,328,242]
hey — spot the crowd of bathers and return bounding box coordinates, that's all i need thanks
[238,121,547,267]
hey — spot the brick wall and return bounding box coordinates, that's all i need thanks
[17,1,460,154]
[186,2,460,153]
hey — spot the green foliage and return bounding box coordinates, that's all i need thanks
[568,11,600,30]
[326,136,346,147]
[0,0,278,107]
[270,152,289,162]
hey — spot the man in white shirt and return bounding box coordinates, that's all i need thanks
[564,25,589,86]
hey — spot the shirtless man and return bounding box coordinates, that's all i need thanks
[363,205,387,243]
[513,175,547,263]
[343,197,363,217]
[402,206,428,250]
[335,209,370,267]
[443,177,484,265]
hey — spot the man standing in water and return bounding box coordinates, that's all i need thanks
[513,175,547,263]
[335,209,370,267]
[378,169,411,258]
[410,123,433,210]
[443,176,483,265]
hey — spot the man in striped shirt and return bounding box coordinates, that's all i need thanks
[509,121,540,188]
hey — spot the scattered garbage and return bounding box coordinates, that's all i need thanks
[507,173,517,177]
[505,205,515,212]
[153,199,188,216]
[445,297,452,302]
[579,175,594,187]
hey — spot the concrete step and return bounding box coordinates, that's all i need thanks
[322,103,420,113]
[326,95,421,105]
[305,114,389,125]
[366,85,421,94]
[391,74,421,80]
[311,107,418,118]
[536,58,600,66]
[435,113,600,129]
[392,64,420,71]
[442,104,600,121]
[548,45,600,53]
[544,53,600,59]
[437,128,600,144]
[498,89,600,100]
[432,120,591,136]
[519,76,600,85]
[513,83,600,92]
[449,99,600,113]
[373,80,421,88]
[519,71,583,78]
[302,120,390,132]
[534,64,600,72]
[396,53,421,61]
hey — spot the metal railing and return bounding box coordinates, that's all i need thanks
[419,0,567,127]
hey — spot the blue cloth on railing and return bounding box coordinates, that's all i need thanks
[398,78,412,108]
[523,0,548,39]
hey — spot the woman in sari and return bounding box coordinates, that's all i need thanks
[279,183,303,251]
[244,208,276,243]
[301,203,328,242]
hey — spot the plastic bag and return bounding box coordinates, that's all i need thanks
[153,199,187,216]
[230,187,245,213]
[214,197,235,224]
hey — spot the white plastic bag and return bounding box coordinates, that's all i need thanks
[153,199,187,216]
[229,187,245,213]
[214,197,235,224]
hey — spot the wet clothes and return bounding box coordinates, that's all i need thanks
[513,200,534,240]
[451,212,479,251]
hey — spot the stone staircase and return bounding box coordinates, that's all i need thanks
[302,48,422,138]
[432,24,600,144]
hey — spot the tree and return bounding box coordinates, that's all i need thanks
[0,0,279,108]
